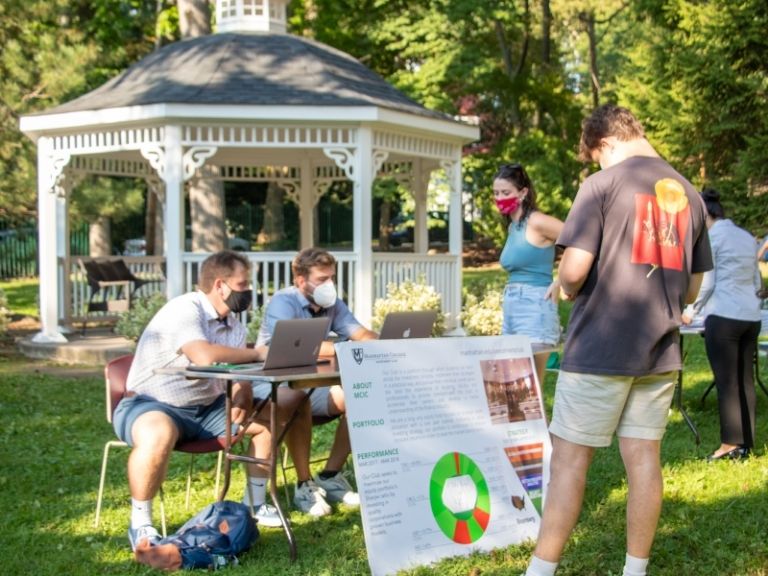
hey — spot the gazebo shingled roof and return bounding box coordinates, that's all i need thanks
[36,33,449,121]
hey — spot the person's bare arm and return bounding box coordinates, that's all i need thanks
[181,340,267,366]
[558,247,595,300]
[686,272,704,305]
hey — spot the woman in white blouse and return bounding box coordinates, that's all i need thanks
[683,188,762,461]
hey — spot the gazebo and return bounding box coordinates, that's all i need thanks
[19,0,479,343]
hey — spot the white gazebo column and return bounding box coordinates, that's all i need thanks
[444,153,463,328]
[33,137,68,343]
[412,158,430,254]
[353,128,374,325]
[299,154,313,249]
[162,126,185,297]
[56,180,72,332]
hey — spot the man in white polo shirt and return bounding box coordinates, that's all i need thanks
[113,250,280,550]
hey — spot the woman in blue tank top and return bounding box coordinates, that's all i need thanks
[494,163,564,387]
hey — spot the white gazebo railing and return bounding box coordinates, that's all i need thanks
[61,252,461,328]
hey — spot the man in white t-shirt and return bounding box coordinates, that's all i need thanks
[113,251,282,551]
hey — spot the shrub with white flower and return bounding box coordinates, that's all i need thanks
[372,277,445,336]
[461,290,503,336]
[0,288,9,335]
[115,292,167,341]
[246,305,265,344]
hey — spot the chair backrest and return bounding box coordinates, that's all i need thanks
[79,259,105,291]
[104,354,135,423]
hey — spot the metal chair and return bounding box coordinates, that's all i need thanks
[94,354,228,536]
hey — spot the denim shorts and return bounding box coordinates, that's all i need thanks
[502,283,561,345]
[113,394,236,447]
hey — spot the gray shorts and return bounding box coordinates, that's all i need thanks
[251,383,333,417]
[549,370,677,447]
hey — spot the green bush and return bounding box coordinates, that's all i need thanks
[114,292,167,341]
[246,305,265,344]
[372,277,445,336]
[461,290,503,336]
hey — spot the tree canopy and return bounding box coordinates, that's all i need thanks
[2,0,766,242]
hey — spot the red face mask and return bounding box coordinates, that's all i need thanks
[495,196,521,215]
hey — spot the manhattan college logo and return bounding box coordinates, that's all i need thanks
[352,348,364,365]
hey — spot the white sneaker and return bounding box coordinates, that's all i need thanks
[313,472,360,507]
[127,524,161,551]
[293,480,332,517]
[253,504,283,528]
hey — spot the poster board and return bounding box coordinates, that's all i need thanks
[336,335,552,576]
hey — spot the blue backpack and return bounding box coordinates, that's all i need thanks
[134,501,259,571]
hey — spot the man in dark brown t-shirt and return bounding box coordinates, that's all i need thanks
[524,105,712,576]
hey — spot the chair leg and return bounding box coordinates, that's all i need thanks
[185,455,196,510]
[159,487,167,538]
[95,441,115,528]
[214,451,223,500]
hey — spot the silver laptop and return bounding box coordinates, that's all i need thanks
[261,317,331,370]
[192,317,330,373]
[378,310,437,340]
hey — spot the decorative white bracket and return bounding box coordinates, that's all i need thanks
[313,180,332,206]
[323,147,355,180]
[140,144,166,179]
[372,149,390,180]
[281,181,301,206]
[45,151,72,194]
[54,168,85,198]
[182,146,218,181]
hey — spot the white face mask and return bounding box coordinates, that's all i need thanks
[310,280,337,308]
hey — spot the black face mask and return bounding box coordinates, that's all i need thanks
[224,286,252,314]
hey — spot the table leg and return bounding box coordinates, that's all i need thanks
[677,334,701,445]
[220,380,297,561]
[269,381,297,561]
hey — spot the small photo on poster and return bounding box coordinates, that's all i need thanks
[480,357,543,425]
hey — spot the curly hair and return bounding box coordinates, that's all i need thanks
[292,247,336,280]
[579,104,645,162]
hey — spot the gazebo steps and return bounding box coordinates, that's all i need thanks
[17,328,134,366]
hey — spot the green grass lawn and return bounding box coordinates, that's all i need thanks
[2,274,768,574]
[0,277,39,318]
[0,339,767,575]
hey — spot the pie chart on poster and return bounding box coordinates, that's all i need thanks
[429,452,491,544]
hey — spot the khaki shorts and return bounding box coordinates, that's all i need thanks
[549,370,677,447]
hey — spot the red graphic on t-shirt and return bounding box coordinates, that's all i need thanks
[631,179,690,273]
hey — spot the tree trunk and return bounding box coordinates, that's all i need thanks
[89,216,111,257]
[582,10,601,109]
[379,200,391,251]
[189,179,227,252]
[145,188,157,255]
[177,0,211,38]
[257,182,285,248]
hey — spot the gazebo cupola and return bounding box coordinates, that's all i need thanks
[216,0,288,33]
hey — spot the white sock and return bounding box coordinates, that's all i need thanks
[525,555,558,576]
[623,554,649,576]
[130,498,153,530]
[243,476,267,508]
